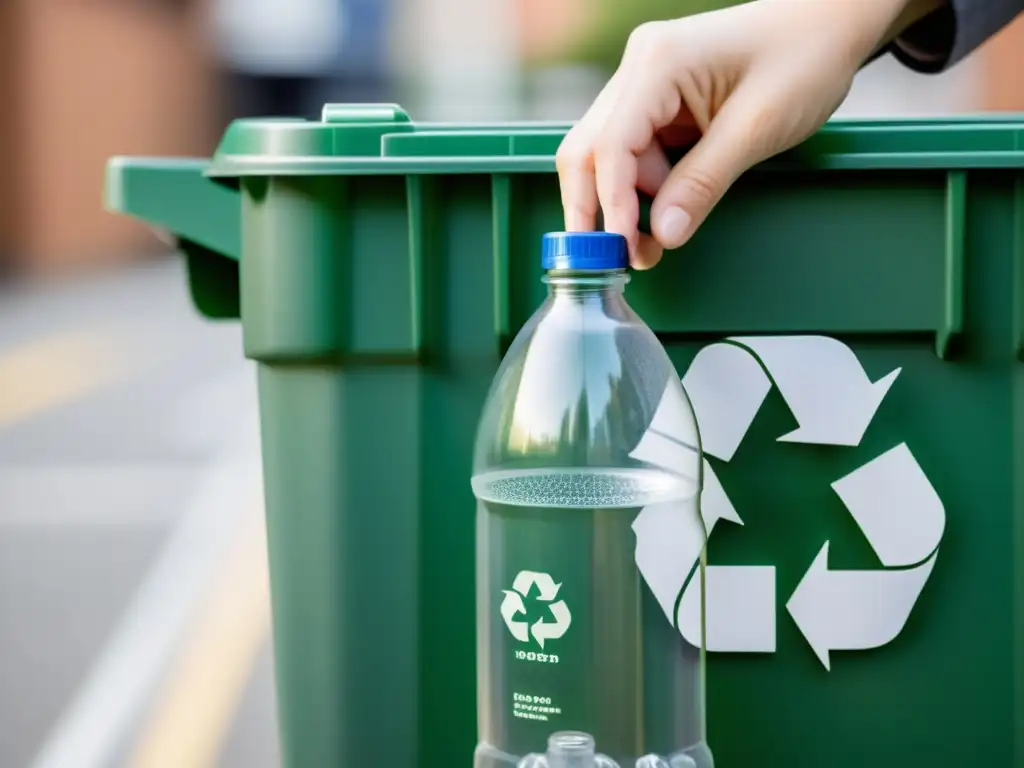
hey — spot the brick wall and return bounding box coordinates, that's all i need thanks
[979,13,1024,111]
[3,1,219,274]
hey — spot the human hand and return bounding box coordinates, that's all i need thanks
[556,0,944,268]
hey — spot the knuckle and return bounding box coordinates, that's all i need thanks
[742,102,783,157]
[680,166,723,206]
[595,178,636,213]
[626,21,672,60]
[555,134,590,174]
[592,135,627,173]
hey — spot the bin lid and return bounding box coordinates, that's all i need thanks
[204,103,1024,182]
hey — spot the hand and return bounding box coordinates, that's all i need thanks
[556,0,945,268]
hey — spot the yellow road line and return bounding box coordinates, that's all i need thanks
[0,331,123,428]
[128,500,272,768]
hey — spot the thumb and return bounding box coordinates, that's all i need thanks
[650,100,768,250]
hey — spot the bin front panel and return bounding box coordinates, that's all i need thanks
[105,110,1024,768]
[497,169,1023,767]
[250,164,1022,768]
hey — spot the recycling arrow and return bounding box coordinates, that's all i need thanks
[786,542,938,671]
[729,335,901,447]
[829,442,945,568]
[501,570,572,648]
[531,600,571,648]
[677,564,777,652]
[679,341,772,462]
[512,570,562,602]
[634,343,778,653]
[640,342,776,653]
[500,590,530,643]
[631,375,742,628]
[785,441,945,668]
[632,465,740,625]
[632,335,945,666]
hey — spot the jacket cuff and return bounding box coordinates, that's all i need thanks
[890,1,957,73]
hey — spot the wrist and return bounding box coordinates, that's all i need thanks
[845,0,947,54]
[760,0,946,65]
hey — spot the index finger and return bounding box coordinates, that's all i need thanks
[555,74,624,232]
[556,127,599,232]
[593,59,681,262]
[593,90,666,264]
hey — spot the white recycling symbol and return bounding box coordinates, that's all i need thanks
[500,570,572,649]
[631,335,946,671]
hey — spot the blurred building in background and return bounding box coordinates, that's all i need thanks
[208,0,347,120]
[0,0,1020,278]
[0,1,218,277]
[207,0,396,120]
[980,14,1024,111]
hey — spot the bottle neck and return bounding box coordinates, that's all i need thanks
[543,270,629,299]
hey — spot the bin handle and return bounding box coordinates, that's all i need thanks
[104,157,240,262]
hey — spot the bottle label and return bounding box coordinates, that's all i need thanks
[477,496,696,760]
[499,569,573,725]
[479,500,630,754]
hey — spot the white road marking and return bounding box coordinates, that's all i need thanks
[28,407,262,768]
[0,331,125,429]
[127,503,271,768]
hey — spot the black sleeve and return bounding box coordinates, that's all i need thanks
[889,0,1024,73]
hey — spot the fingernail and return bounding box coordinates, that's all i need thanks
[658,206,691,247]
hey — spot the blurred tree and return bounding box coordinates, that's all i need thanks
[517,0,748,73]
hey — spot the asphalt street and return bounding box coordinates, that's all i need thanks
[0,256,280,768]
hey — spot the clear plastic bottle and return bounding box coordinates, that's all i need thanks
[471,232,712,768]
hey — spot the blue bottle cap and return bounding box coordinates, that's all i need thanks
[541,232,629,271]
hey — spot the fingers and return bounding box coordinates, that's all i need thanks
[635,143,672,269]
[556,73,623,232]
[556,22,682,264]
[593,25,683,264]
[556,135,599,232]
[636,141,671,198]
[595,141,642,259]
[636,233,664,270]
[651,91,767,250]
[556,0,858,264]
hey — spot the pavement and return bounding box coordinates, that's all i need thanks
[0,256,280,768]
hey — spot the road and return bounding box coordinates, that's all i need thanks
[0,256,280,768]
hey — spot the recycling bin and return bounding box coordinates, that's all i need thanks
[105,104,1024,768]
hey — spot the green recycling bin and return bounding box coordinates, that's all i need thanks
[105,104,1024,768]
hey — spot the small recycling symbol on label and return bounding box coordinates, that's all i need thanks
[631,335,946,671]
[500,570,572,649]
